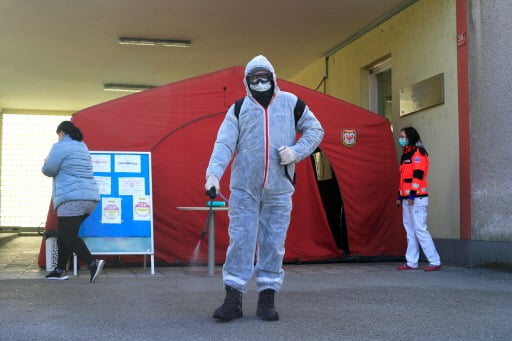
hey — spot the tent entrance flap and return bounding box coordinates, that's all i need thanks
[311,150,349,254]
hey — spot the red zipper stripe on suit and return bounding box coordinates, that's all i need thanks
[262,94,275,188]
[263,106,270,187]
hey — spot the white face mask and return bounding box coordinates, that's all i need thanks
[249,81,271,92]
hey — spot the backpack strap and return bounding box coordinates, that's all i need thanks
[285,97,305,185]
[293,98,306,127]
[234,97,245,120]
[284,166,296,185]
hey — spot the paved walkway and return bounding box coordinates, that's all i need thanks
[0,233,43,280]
[1,235,512,340]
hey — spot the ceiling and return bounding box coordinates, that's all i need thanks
[0,0,410,112]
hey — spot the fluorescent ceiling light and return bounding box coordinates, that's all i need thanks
[119,37,191,47]
[103,83,156,92]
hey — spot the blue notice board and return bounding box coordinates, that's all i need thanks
[79,151,154,254]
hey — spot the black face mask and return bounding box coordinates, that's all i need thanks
[250,84,274,108]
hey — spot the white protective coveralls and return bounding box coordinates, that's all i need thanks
[206,55,324,293]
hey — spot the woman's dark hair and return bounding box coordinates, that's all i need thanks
[401,126,428,155]
[401,126,421,146]
[56,121,83,141]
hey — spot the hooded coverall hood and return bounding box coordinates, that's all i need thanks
[243,55,278,98]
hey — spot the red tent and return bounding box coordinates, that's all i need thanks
[40,66,405,267]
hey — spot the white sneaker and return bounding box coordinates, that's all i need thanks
[46,269,69,280]
[90,259,105,283]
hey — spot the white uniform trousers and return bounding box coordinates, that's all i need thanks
[402,197,441,267]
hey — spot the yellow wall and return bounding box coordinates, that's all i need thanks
[0,106,3,192]
[291,58,327,93]
[291,0,459,239]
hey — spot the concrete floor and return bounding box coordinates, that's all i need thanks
[1,235,512,340]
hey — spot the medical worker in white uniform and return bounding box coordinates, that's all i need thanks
[396,126,441,272]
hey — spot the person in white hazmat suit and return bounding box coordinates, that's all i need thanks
[205,55,324,322]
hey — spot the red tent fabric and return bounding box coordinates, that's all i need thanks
[40,66,405,266]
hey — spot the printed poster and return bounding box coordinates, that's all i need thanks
[91,154,111,173]
[118,177,145,196]
[101,197,122,224]
[115,154,141,173]
[133,196,151,221]
[94,176,112,195]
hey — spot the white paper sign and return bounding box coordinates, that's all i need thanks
[91,154,111,173]
[115,154,141,173]
[94,176,111,195]
[101,197,122,224]
[133,196,151,221]
[118,177,145,196]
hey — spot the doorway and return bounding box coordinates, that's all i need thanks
[310,149,349,254]
[369,58,393,128]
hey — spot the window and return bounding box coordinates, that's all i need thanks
[1,114,69,227]
[369,58,393,128]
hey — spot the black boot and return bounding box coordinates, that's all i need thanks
[212,286,243,321]
[257,289,279,321]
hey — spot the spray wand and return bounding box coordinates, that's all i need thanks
[199,187,217,240]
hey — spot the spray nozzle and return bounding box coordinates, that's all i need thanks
[205,187,217,199]
[199,229,206,240]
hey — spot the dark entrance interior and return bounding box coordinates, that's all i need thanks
[310,149,349,254]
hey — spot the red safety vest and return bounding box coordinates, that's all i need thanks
[399,147,429,197]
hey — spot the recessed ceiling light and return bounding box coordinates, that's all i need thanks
[103,83,156,92]
[118,37,191,47]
